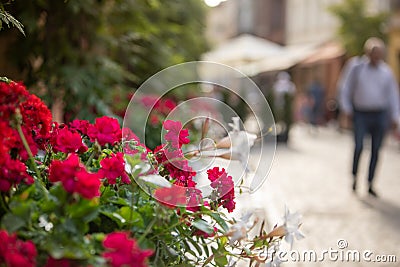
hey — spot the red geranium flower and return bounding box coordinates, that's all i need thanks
[154,185,187,208]
[140,95,159,109]
[207,167,236,213]
[149,114,159,126]
[0,157,33,192]
[186,188,203,212]
[102,232,153,267]
[20,94,52,135]
[0,121,17,164]
[7,127,39,162]
[69,119,90,135]
[158,99,177,115]
[51,127,88,154]
[49,154,100,199]
[98,152,130,185]
[0,81,51,154]
[75,170,101,199]
[0,81,29,120]
[44,257,73,267]
[220,192,236,213]
[0,230,37,267]
[206,167,226,182]
[163,120,189,148]
[122,128,149,160]
[194,226,218,238]
[87,116,122,146]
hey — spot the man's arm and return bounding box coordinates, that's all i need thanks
[387,72,400,128]
[339,63,358,116]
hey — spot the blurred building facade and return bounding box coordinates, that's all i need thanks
[388,0,400,81]
[205,0,392,124]
[206,0,340,46]
[206,0,390,46]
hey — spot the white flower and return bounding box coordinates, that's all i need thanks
[283,208,304,248]
[229,221,247,246]
[228,117,241,132]
[38,215,53,232]
[230,131,257,163]
[227,212,253,246]
[216,117,257,171]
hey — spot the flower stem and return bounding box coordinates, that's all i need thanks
[148,218,189,241]
[16,124,48,198]
[128,182,135,228]
[0,193,10,214]
[16,123,42,181]
[85,150,96,168]
[137,217,157,244]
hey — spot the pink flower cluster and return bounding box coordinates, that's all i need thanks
[140,95,177,125]
[154,121,194,184]
[102,232,153,267]
[0,80,132,198]
[153,120,235,214]
[46,117,133,199]
[163,120,190,148]
[0,230,37,267]
[0,79,239,267]
[153,120,201,208]
[207,167,236,213]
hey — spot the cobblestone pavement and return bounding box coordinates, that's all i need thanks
[234,124,400,267]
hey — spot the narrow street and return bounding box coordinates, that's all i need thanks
[237,124,400,266]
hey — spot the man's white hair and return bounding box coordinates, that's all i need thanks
[364,37,385,54]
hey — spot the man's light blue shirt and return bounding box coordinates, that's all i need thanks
[340,59,400,122]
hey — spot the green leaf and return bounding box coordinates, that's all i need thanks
[138,238,156,251]
[192,219,214,234]
[0,77,11,83]
[106,196,130,206]
[215,255,228,267]
[66,199,99,223]
[0,9,25,35]
[7,200,34,223]
[201,237,211,258]
[100,186,115,201]
[100,211,126,228]
[209,212,229,232]
[49,184,68,203]
[1,213,26,232]
[185,237,203,256]
[119,206,144,229]
[182,240,197,257]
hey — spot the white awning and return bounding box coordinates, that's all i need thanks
[202,34,284,68]
[239,44,316,76]
[201,34,320,78]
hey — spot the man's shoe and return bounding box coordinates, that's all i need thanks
[368,187,378,198]
[352,180,357,192]
[352,176,357,192]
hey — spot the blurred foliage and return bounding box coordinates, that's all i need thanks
[329,0,388,56]
[0,1,24,34]
[0,0,208,122]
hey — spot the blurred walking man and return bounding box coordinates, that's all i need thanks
[340,37,400,197]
